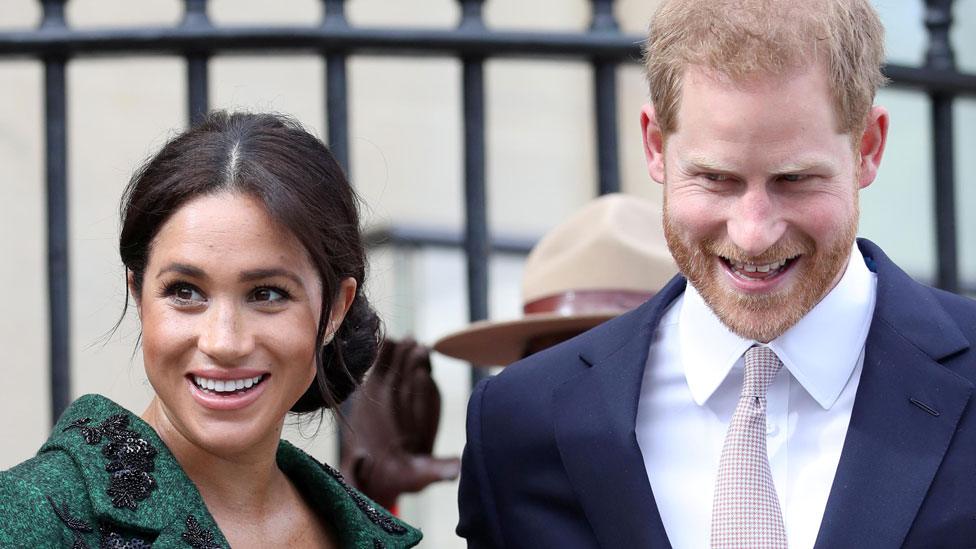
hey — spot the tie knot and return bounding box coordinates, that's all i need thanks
[742,345,782,398]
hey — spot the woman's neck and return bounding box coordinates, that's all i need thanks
[140,397,288,517]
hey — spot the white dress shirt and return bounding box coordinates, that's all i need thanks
[636,244,877,548]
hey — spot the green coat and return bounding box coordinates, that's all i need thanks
[0,394,422,548]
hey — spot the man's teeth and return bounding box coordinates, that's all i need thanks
[194,375,264,393]
[730,258,791,274]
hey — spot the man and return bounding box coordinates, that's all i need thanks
[456,1,976,548]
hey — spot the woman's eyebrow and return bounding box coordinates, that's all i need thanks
[157,262,206,280]
[155,264,304,288]
[238,268,304,288]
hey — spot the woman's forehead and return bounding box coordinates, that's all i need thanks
[148,192,318,281]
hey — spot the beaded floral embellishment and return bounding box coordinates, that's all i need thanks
[318,462,407,535]
[49,496,155,548]
[48,495,93,549]
[63,414,158,510]
[181,515,221,549]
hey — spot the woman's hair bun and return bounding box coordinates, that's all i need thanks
[291,292,382,413]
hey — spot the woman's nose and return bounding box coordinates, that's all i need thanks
[197,301,253,363]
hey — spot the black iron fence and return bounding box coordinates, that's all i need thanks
[1,0,974,423]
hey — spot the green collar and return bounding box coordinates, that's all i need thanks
[42,394,421,548]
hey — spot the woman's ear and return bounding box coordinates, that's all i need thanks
[326,277,358,342]
[126,270,142,313]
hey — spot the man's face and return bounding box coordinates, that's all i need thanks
[641,65,887,342]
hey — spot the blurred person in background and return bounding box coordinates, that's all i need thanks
[336,194,678,516]
[434,193,675,366]
[0,112,420,549]
[456,0,976,547]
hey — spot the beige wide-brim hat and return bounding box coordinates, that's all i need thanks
[433,193,676,366]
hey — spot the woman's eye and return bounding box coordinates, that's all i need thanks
[165,283,205,304]
[250,287,289,304]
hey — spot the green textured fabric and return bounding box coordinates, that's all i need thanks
[0,394,422,548]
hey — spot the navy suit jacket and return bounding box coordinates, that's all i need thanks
[457,239,976,548]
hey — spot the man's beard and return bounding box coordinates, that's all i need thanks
[663,195,858,343]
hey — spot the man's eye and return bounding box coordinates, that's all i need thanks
[703,173,730,182]
[249,287,289,304]
[781,174,807,182]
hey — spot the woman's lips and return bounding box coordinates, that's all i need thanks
[186,373,269,411]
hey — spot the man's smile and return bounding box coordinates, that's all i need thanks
[719,254,800,282]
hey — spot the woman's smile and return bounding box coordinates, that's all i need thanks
[186,371,272,411]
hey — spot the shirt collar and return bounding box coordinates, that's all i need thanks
[680,242,877,409]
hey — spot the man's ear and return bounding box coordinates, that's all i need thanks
[326,277,358,341]
[641,104,666,184]
[857,105,889,190]
[126,270,142,313]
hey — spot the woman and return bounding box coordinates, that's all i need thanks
[0,112,421,548]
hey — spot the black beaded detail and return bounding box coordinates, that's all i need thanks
[98,524,154,549]
[181,515,221,549]
[48,496,93,549]
[318,462,407,535]
[373,539,387,549]
[64,415,158,510]
[49,495,94,532]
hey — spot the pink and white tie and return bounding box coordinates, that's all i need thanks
[710,345,788,549]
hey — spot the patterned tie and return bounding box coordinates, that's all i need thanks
[710,345,788,548]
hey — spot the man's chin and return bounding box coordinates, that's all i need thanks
[695,255,843,342]
[714,305,802,343]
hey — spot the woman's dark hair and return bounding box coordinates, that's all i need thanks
[119,111,380,413]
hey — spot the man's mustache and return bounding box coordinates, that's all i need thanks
[702,235,816,265]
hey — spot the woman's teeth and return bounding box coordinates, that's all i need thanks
[193,374,264,393]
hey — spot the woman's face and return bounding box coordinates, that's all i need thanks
[134,191,346,457]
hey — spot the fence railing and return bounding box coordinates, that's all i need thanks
[1,0,974,423]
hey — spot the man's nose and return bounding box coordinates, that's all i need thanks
[198,301,253,363]
[726,186,787,257]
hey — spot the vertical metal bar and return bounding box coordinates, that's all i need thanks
[326,55,349,174]
[925,0,958,292]
[323,0,350,174]
[590,0,620,195]
[459,0,490,387]
[593,63,619,195]
[41,0,70,425]
[931,95,957,292]
[183,0,210,125]
[187,55,209,125]
[323,0,351,464]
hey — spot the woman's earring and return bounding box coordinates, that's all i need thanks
[324,332,334,345]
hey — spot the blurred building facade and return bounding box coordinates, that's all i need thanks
[2,1,975,546]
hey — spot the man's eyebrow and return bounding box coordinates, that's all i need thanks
[157,263,206,280]
[239,268,305,288]
[682,155,737,173]
[681,155,835,174]
[771,159,834,173]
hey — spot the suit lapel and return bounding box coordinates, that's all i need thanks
[552,276,686,549]
[814,240,973,548]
